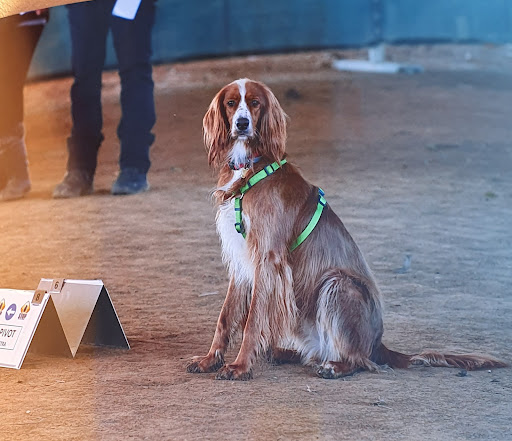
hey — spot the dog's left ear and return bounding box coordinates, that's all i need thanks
[203,89,229,168]
[259,84,288,163]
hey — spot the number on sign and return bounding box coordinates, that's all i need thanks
[31,290,46,305]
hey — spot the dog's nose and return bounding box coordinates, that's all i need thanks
[236,117,250,131]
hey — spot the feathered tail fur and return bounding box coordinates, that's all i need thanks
[375,343,507,370]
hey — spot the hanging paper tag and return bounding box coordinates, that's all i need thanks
[112,0,142,20]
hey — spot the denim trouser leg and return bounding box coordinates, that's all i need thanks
[67,1,110,173]
[111,0,156,174]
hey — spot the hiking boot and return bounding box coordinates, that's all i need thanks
[111,167,149,195]
[53,170,94,198]
[0,126,31,201]
[0,176,31,201]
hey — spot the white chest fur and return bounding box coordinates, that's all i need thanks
[216,198,254,284]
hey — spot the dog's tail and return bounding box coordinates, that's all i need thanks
[374,343,507,370]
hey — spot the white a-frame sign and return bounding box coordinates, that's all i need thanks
[0,279,129,369]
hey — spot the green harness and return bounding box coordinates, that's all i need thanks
[233,159,327,251]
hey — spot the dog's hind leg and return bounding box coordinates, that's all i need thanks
[187,277,251,373]
[312,269,383,379]
[270,348,302,365]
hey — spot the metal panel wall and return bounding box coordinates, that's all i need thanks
[29,0,512,77]
[383,0,512,43]
[220,0,374,53]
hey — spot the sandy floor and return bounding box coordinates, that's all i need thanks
[1,47,511,440]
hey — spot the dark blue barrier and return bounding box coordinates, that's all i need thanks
[29,0,512,78]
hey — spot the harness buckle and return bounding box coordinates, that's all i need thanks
[234,222,246,235]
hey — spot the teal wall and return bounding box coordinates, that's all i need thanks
[30,0,512,77]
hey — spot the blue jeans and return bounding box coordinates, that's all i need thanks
[67,0,156,174]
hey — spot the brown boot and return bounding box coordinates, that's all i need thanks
[0,127,31,201]
[52,169,94,198]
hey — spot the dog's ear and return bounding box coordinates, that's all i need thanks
[258,84,288,164]
[203,88,229,168]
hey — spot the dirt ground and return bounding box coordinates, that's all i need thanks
[1,46,511,440]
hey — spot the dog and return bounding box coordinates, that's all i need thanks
[187,78,506,380]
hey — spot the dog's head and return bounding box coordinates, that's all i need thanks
[203,79,287,169]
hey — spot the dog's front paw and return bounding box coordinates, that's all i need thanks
[215,364,253,381]
[186,353,224,373]
[316,361,362,379]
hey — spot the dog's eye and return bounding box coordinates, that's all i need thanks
[251,100,260,108]
[227,100,236,107]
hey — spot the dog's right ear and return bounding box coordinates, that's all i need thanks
[203,89,229,168]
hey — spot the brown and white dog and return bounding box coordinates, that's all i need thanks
[187,78,506,380]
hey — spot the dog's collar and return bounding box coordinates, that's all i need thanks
[229,155,262,171]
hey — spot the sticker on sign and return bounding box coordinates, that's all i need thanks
[5,304,16,321]
[0,325,22,350]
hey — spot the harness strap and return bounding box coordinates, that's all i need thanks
[233,158,326,251]
[289,188,326,251]
[234,196,246,238]
[239,159,287,195]
[234,159,286,239]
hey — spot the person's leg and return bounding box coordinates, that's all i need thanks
[110,0,156,194]
[0,16,26,136]
[53,1,111,198]
[0,15,45,200]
